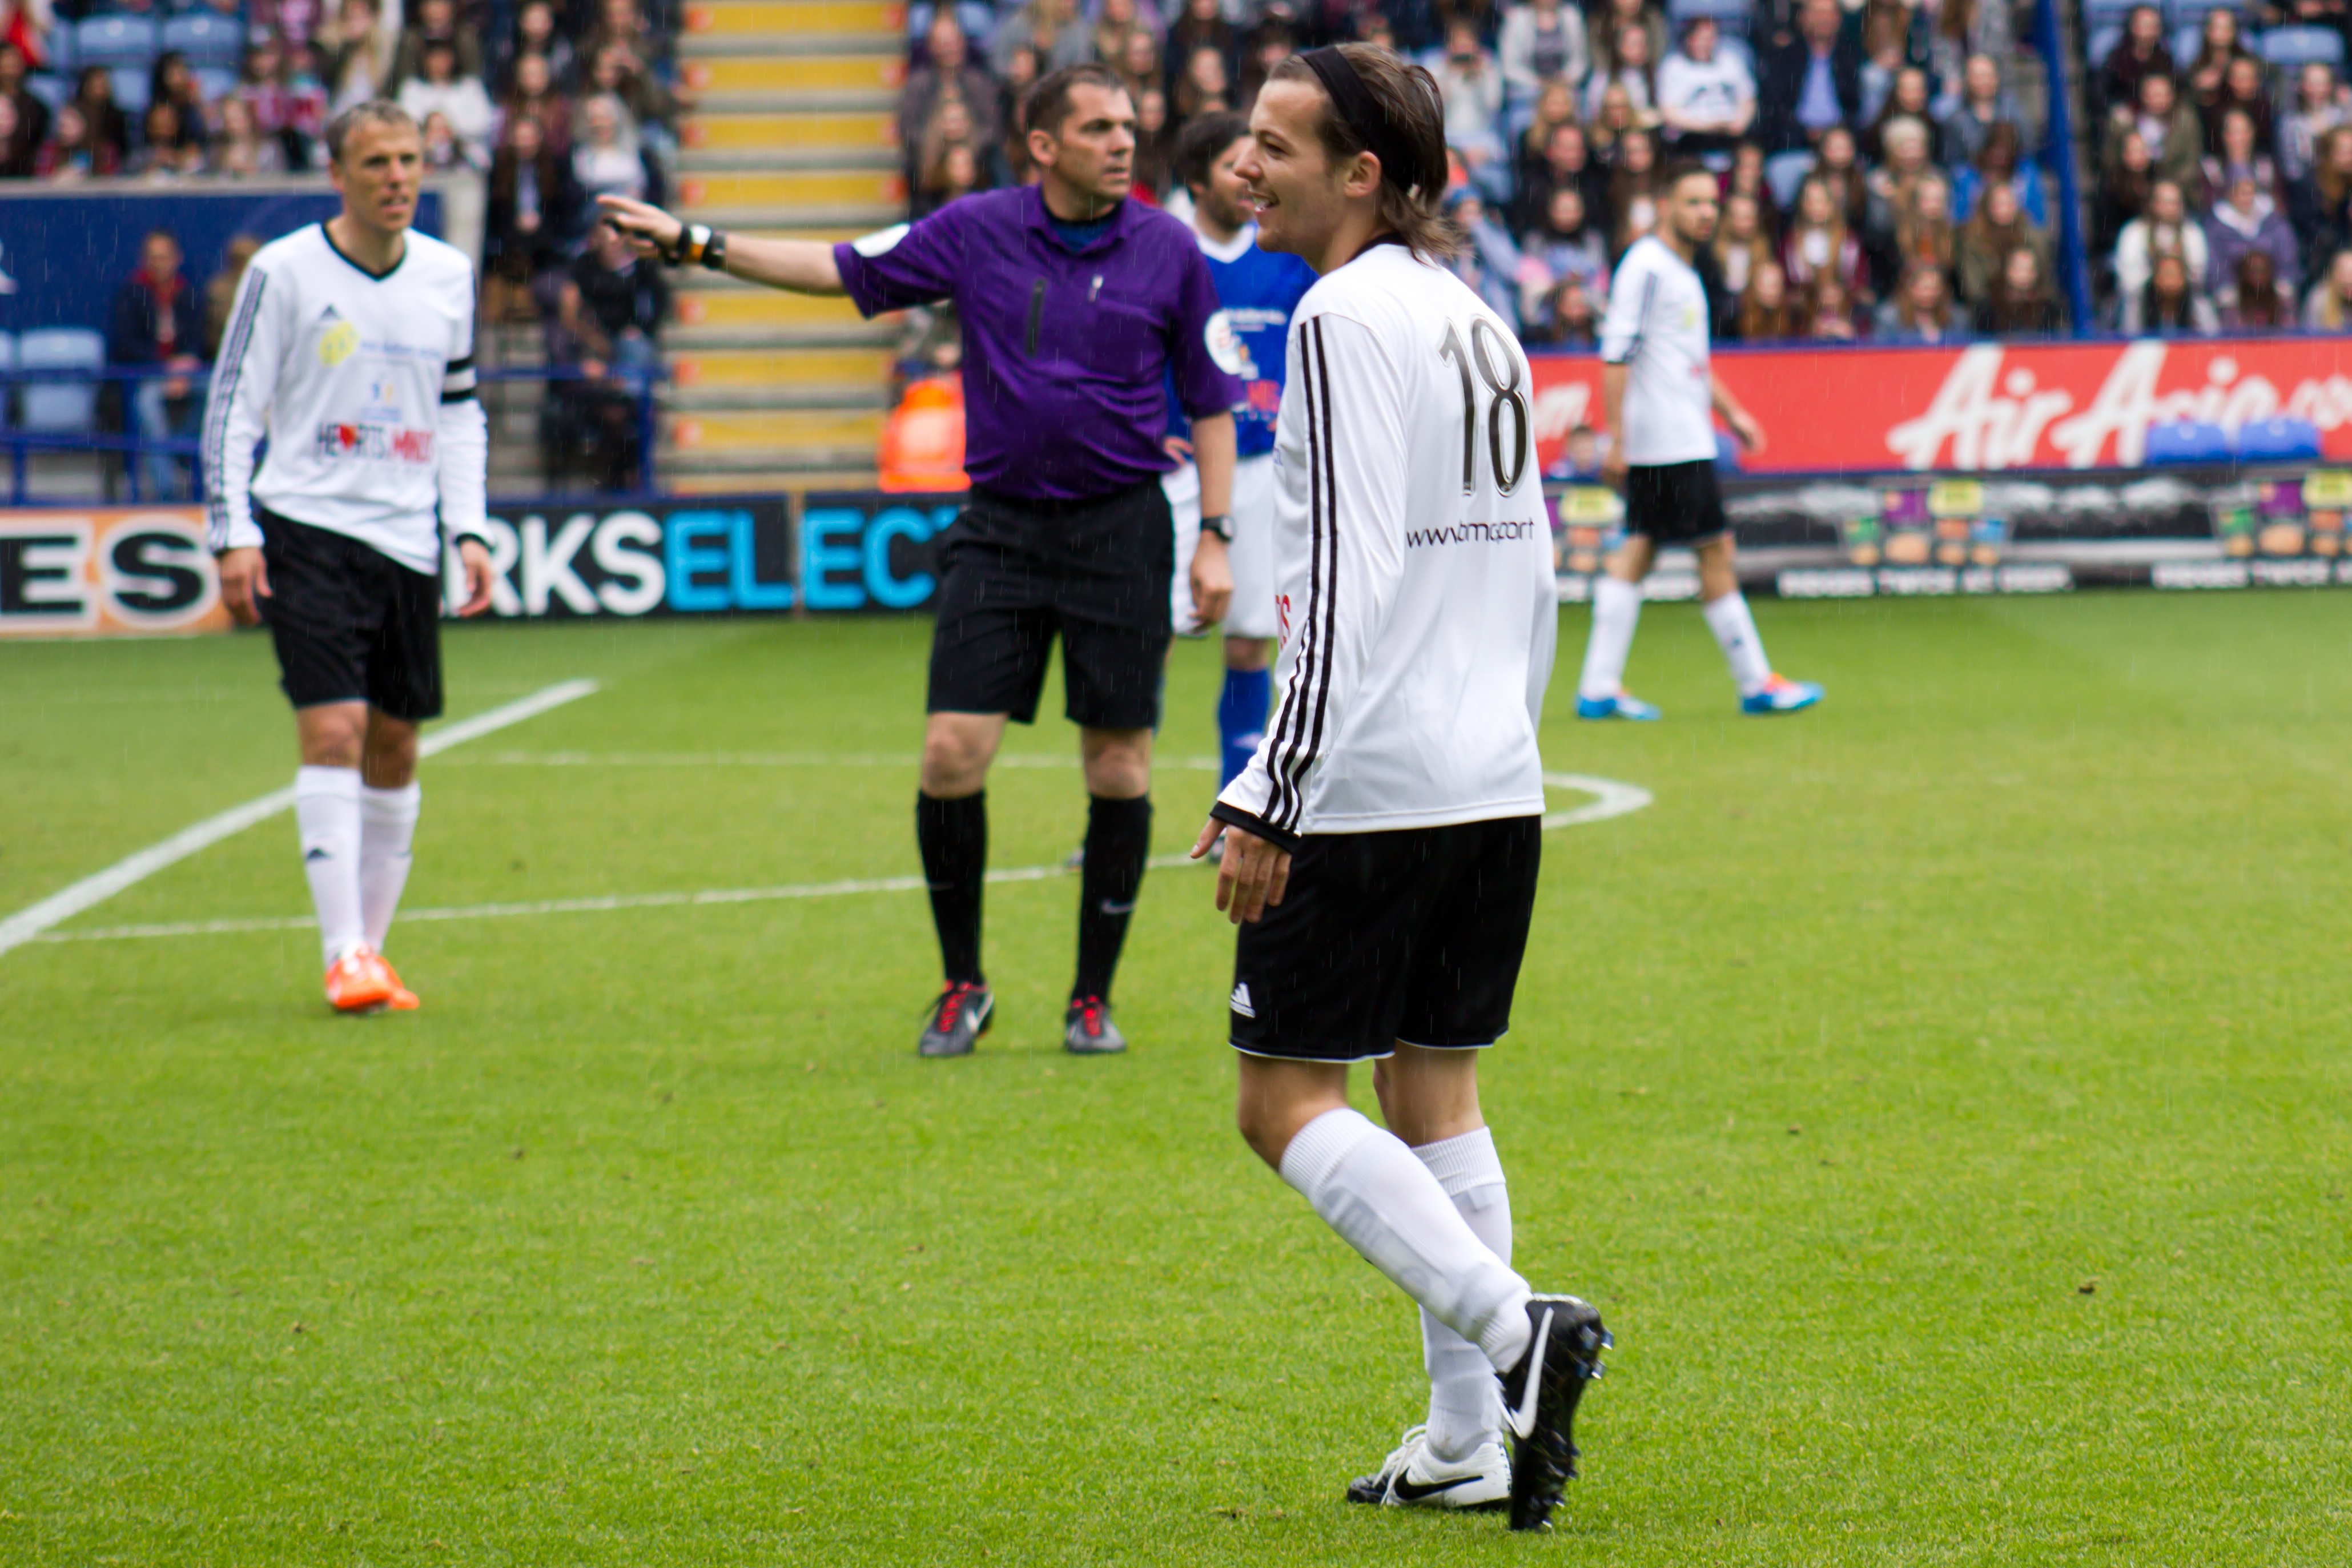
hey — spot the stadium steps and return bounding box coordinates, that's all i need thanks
[660,0,907,488]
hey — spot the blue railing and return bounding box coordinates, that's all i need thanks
[0,366,662,506]
[2037,0,2097,335]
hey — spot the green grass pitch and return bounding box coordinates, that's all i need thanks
[4,593,2351,1566]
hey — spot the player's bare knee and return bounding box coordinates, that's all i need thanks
[1224,637,1271,673]
[296,704,368,769]
[920,719,995,796]
[360,715,420,789]
[1080,729,1152,798]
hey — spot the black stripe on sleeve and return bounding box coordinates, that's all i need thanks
[440,387,478,403]
[447,354,476,372]
[202,269,270,537]
[1289,315,1341,821]
[1265,316,1326,833]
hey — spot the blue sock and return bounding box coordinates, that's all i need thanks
[1217,667,1272,788]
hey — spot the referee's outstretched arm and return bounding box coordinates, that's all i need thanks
[598,195,845,296]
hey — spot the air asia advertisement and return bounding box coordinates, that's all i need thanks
[0,509,227,637]
[1527,337,2352,475]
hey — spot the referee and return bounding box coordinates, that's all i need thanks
[600,62,1243,1059]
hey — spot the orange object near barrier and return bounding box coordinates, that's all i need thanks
[879,374,971,493]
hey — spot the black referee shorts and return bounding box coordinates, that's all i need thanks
[258,506,445,722]
[927,480,1173,731]
[1229,817,1543,1063]
[1624,459,1730,545]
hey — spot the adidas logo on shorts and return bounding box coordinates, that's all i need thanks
[1230,982,1256,1018]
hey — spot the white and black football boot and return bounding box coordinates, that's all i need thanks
[1496,1294,1610,1531]
[1343,1424,1510,1511]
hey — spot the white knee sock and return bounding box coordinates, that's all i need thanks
[1702,590,1772,697]
[359,781,422,952]
[295,766,366,967]
[1415,1127,1513,1461]
[1279,1108,1533,1373]
[1577,575,1643,700]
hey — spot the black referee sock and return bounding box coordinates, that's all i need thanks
[1074,794,1153,1003]
[916,790,987,986]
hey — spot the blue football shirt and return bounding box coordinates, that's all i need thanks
[1166,224,1318,460]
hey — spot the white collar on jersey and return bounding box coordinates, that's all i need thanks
[1193,222,1261,264]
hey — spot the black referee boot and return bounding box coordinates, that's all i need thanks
[1497,1295,1610,1531]
[918,981,992,1058]
[1063,995,1127,1055]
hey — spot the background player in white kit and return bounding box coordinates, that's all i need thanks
[204,102,497,1014]
[1573,164,1823,721]
[1189,44,1608,1533]
[1161,111,1317,790]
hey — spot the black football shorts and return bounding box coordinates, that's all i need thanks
[926,481,1173,731]
[258,506,445,722]
[1229,816,1543,1063]
[1623,458,1729,545]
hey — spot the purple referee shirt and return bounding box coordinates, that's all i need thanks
[834,186,1244,501]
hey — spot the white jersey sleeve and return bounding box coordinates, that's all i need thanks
[1215,312,1409,842]
[435,276,489,544]
[203,256,291,555]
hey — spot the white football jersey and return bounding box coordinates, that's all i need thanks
[203,223,489,574]
[1213,241,1557,843]
[1599,234,1718,467]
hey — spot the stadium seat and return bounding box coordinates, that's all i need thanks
[161,13,244,67]
[192,65,238,103]
[2088,24,2121,67]
[2144,419,2230,464]
[1764,148,1813,210]
[111,70,152,115]
[14,328,106,436]
[1667,0,1755,20]
[2170,24,2206,62]
[23,73,70,112]
[44,25,74,74]
[73,14,159,72]
[2234,415,2322,461]
[905,0,997,52]
[2261,25,2345,66]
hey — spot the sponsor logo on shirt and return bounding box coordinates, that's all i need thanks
[1404,519,1542,548]
[314,421,436,464]
[1205,309,1248,375]
[317,320,360,367]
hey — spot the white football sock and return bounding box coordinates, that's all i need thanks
[294,766,366,967]
[1279,1108,1533,1374]
[1703,590,1773,697]
[1415,1127,1513,1461]
[359,781,422,952]
[1578,574,1643,700]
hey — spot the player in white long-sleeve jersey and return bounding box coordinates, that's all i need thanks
[1573,163,1822,721]
[1188,45,1608,1534]
[203,102,497,1014]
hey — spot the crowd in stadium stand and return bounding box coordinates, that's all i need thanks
[893,0,2352,342]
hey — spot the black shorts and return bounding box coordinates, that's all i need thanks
[927,481,1173,730]
[1229,816,1542,1063]
[259,508,444,722]
[1624,459,1728,545]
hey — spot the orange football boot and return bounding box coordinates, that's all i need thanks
[377,953,420,1011]
[323,947,397,1014]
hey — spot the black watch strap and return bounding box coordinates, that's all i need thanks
[1201,512,1236,542]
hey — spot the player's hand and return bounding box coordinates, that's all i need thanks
[1730,409,1767,455]
[1600,447,1629,491]
[456,538,497,618]
[1190,531,1233,631]
[215,546,270,626]
[1197,817,1290,925]
[597,194,685,261]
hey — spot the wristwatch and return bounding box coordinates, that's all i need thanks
[1200,512,1236,542]
[668,223,729,271]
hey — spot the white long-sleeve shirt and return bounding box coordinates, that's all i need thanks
[1599,234,1718,466]
[1212,243,1557,846]
[203,222,488,576]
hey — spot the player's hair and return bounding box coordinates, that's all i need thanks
[325,99,419,164]
[1174,110,1251,196]
[1268,44,1460,262]
[1023,62,1129,142]
[1659,158,1718,196]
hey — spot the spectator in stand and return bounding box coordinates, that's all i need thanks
[0,94,22,179]
[1864,64,1932,162]
[1499,0,1589,116]
[585,38,681,150]
[912,93,1003,215]
[1607,124,1663,248]
[1973,243,2062,335]
[1444,187,1522,330]
[1163,0,1232,94]
[1783,175,1867,295]
[488,114,579,292]
[2294,124,2352,275]
[2200,54,2274,160]
[2130,72,2205,192]
[504,51,573,151]
[992,0,1091,78]
[1132,85,1171,199]
[238,34,321,170]
[2182,7,2255,130]
[1657,17,1754,162]
[131,103,206,177]
[2202,106,2278,204]
[1515,80,1578,192]
[1804,272,1861,337]
[389,0,484,87]
[251,0,325,51]
[1518,114,1607,234]
[1089,0,1157,73]
[1734,259,1801,339]
[582,0,673,83]
[213,94,286,176]
[2124,249,2219,332]
[37,103,100,179]
[73,67,133,171]
[107,228,205,500]
[1585,19,1658,123]
[1115,29,1160,106]
[1527,270,1601,345]
[903,14,997,154]
[1812,121,1869,229]
[2115,178,2209,301]
[1956,179,2044,304]
[1952,120,2044,224]
[2223,248,2293,328]
[1587,0,1666,83]
[2207,172,2301,304]
[1895,171,1956,287]
[321,0,397,114]
[2095,127,2154,259]
[2098,4,2172,119]
[151,53,214,158]
[398,39,495,168]
[203,233,263,359]
[0,0,49,66]
[1433,18,1507,192]
[1236,17,1296,107]
[1865,115,1941,283]
[2279,62,2348,184]
[1517,183,1608,323]
[2302,247,2352,327]
[572,91,664,208]
[1713,189,1776,296]
[1855,0,1908,127]
[553,217,669,491]
[1172,41,1230,121]
[1939,53,2019,170]
[0,41,45,174]
[500,0,574,95]
[1758,0,1863,156]
[1875,261,1968,341]
[1587,79,1655,163]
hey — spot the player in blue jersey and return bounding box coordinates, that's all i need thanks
[1163,111,1320,793]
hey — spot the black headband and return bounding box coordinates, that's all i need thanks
[1297,46,1444,200]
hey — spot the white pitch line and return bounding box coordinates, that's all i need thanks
[0,678,600,959]
[33,772,1650,946]
[438,750,1227,771]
